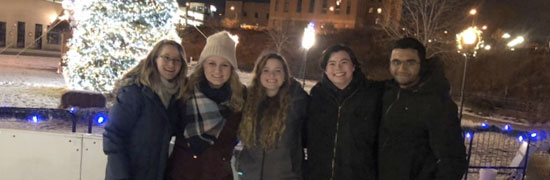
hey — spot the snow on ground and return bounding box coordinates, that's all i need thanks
[464,131,550,179]
[0,55,66,109]
[0,55,317,134]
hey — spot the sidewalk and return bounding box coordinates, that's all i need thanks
[0,54,60,71]
[0,48,61,58]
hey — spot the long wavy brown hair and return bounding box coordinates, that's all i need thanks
[115,40,187,98]
[239,52,292,150]
[182,58,244,112]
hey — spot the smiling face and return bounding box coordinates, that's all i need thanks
[260,58,286,97]
[155,45,183,80]
[389,48,421,89]
[203,55,232,89]
[324,50,355,90]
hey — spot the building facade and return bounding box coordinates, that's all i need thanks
[268,0,401,31]
[225,0,270,29]
[0,0,65,52]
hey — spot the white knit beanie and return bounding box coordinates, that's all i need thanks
[198,31,238,69]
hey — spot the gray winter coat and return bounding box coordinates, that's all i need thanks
[236,80,309,180]
[103,83,179,180]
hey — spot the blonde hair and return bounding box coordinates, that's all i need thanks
[115,40,188,99]
[239,52,291,150]
[183,58,244,112]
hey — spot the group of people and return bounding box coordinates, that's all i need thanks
[102,30,467,180]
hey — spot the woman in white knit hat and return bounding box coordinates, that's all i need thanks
[167,31,245,180]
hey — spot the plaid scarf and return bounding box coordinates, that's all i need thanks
[183,87,227,145]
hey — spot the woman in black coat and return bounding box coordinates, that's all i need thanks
[236,53,308,180]
[305,44,383,180]
[103,40,188,180]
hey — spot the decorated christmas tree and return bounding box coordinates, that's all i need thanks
[63,0,180,93]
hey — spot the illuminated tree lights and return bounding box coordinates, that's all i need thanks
[63,0,180,93]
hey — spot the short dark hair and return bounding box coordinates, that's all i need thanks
[392,37,426,62]
[319,44,360,70]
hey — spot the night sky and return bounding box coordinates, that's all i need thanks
[476,0,550,39]
[181,0,550,39]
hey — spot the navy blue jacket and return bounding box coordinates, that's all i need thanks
[103,84,179,180]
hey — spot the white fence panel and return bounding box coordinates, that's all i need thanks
[0,128,107,180]
[0,128,82,180]
[81,134,107,180]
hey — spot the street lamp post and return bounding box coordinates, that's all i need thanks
[301,22,316,87]
[456,26,482,121]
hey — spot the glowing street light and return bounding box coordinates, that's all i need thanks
[502,33,511,39]
[301,22,316,86]
[468,8,478,25]
[302,22,316,49]
[507,36,525,47]
[456,26,482,121]
[469,9,477,15]
[482,25,487,30]
[210,5,217,12]
[457,26,482,52]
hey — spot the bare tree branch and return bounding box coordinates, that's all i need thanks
[266,28,290,53]
[377,0,467,57]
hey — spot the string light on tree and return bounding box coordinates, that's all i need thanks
[62,0,180,93]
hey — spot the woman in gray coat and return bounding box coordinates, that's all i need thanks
[236,53,308,180]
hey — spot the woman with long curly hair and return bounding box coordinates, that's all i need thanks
[103,40,187,180]
[167,31,246,180]
[236,52,308,180]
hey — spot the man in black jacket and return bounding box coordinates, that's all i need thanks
[378,37,467,180]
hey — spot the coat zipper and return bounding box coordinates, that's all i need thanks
[330,90,358,180]
[381,89,401,150]
[384,89,401,117]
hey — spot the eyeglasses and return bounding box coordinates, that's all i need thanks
[390,60,419,67]
[159,55,183,65]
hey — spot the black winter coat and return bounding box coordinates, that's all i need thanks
[305,72,383,180]
[103,84,179,180]
[378,73,467,180]
[237,79,309,180]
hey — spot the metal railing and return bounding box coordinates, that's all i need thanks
[0,107,107,134]
[462,125,549,180]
